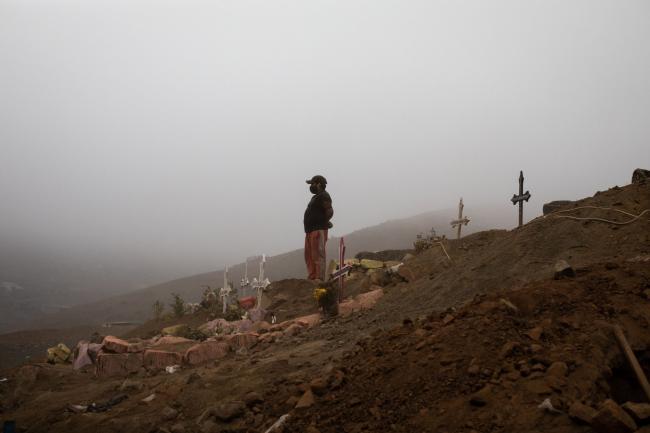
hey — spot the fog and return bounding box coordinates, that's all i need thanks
[1,0,649,284]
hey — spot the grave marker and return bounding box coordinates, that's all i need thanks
[511,170,531,227]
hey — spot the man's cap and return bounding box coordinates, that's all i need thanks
[306,175,327,185]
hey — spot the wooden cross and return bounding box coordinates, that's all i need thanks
[511,170,531,227]
[450,198,471,240]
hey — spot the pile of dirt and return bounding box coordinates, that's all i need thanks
[286,260,650,433]
[392,181,650,316]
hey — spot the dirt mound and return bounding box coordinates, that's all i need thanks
[286,260,650,433]
[393,181,650,315]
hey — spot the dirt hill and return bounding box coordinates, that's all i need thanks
[1,179,648,433]
[24,204,511,330]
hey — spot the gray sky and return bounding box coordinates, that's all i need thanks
[1,0,649,277]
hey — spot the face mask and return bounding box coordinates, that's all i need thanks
[310,184,318,194]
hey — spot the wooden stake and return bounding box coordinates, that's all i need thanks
[614,325,650,401]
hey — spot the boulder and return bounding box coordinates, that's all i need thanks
[592,399,637,433]
[184,341,230,365]
[162,324,192,338]
[143,350,183,370]
[96,353,143,377]
[632,168,650,184]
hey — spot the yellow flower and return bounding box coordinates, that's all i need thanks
[313,288,328,301]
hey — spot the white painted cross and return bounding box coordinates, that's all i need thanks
[251,254,270,309]
[219,267,232,315]
[450,197,471,240]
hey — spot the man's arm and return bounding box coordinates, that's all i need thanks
[322,198,334,221]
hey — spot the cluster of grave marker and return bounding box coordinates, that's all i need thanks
[449,170,532,239]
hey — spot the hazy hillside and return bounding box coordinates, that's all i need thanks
[0,238,195,332]
[28,203,512,330]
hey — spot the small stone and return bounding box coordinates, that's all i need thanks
[592,399,637,433]
[546,361,568,377]
[244,391,264,406]
[554,260,576,279]
[162,406,179,421]
[531,363,546,372]
[296,389,315,409]
[309,378,328,396]
[120,378,144,392]
[525,327,543,341]
[469,385,491,407]
[213,401,245,421]
[170,423,186,433]
[442,314,455,325]
[503,371,521,381]
[500,341,521,358]
[525,379,552,395]
[622,401,650,423]
[467,364,480,375]
[186,372,201,385]
[569,401,597,425]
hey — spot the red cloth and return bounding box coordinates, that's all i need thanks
[305,229,328,280]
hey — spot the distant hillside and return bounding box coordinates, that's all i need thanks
[28,204,512,329]
[0,239,186,332]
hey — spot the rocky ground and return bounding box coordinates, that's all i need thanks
[0,180,649,433]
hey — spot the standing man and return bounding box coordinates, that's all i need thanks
[304,175,334,282]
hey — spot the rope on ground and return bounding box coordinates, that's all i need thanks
[437,242,452,261]
[551,208,650,226]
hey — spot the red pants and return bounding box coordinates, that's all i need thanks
[305,229,328,280]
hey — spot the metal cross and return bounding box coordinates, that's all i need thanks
[450,198,471,240]
[511,170,531,227]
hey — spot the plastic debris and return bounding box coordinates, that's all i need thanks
[46,343,72,364]
[538,398,563,414]
[264,414,290,433]
[165,365,181,374]
[141,393,156,403]
[67,404,88,413]
[87,394,128,413]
